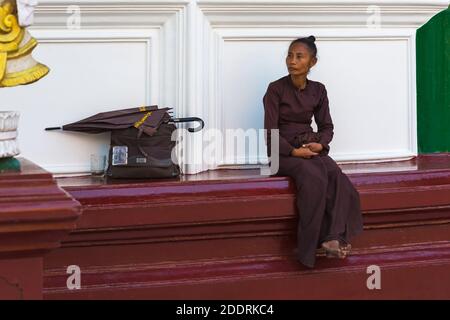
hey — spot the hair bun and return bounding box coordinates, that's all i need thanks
[307,35,316,42]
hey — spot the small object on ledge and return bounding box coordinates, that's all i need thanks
[0,156,20,172]
[90,153,107,176]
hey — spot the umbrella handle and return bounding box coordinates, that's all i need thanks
[169,117,204,133]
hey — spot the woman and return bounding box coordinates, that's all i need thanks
[263,36,363,268]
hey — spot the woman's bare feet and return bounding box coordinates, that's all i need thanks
[321,240,346,259]
[340,243,352,256]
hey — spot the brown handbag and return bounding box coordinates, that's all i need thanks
[105,123,181,179]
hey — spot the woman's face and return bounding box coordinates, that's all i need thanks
[286,42,317,76]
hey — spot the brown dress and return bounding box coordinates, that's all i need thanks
[263,75,364,268]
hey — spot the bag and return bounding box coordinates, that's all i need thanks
[106,123,181,179]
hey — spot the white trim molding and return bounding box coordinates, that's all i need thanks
[198,0,449,27]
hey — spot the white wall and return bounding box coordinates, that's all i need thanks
[0,0,448,175]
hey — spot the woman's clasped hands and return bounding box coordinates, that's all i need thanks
[291,142,323,159]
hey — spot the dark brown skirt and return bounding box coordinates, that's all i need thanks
[277,153,364,268]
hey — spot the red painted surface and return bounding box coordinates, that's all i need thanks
[0,158,81,299]
[41,153,450,299]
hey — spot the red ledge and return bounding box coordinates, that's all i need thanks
[58,154,450,230]
[0,158,81,257]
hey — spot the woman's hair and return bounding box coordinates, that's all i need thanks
[289,36,317,59]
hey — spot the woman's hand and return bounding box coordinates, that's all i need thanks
[291,146,319,159]
[302,142,323,153]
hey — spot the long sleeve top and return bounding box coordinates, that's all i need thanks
[263,75,334,157]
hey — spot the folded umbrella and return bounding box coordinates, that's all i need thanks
[45,105,204,135]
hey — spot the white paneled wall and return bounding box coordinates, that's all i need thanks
[0,0,448,174]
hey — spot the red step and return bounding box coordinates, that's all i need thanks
[43,153,450,299]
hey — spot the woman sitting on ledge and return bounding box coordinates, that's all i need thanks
[263,36,364,268]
